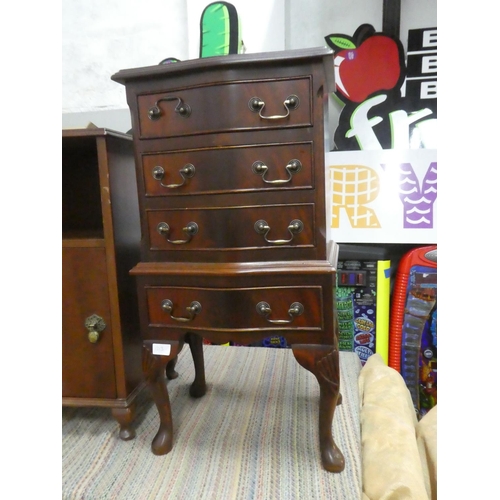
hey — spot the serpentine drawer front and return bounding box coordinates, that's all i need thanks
[145,285,324,331]
[141,142,314,197]
[137,77,312,140]
[146,204,315,253]
[112,48,346,473]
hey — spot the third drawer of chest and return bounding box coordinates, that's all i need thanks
[146,204,316,251]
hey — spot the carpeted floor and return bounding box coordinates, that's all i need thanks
[62,346,363,499]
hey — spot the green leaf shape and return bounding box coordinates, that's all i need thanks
[326,36,357,51]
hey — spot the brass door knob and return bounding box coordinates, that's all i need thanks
[85,314,106,343]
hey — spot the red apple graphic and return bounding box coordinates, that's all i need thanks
[326,33,403,103]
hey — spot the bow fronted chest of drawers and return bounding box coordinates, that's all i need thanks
[111,47,345,472]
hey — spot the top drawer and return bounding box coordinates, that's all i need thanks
[137,77,312,140]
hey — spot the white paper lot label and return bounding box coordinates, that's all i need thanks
[152,343,172,356]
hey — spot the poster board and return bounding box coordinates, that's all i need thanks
[326,148,437,244]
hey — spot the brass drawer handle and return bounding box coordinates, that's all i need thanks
[256,301,304,324]
[248,94,299,120]
[148,96,191,120]
[152,163,195,189]
[252,159,302,184]
[85,314,106,343]
[254,219,303,245]
[161,299,202,322]
[157,221,198,244]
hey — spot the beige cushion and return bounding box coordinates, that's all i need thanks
[416,405,437,500]
[358,353,429,500]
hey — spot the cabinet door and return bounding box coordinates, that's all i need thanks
[62,245,117,399]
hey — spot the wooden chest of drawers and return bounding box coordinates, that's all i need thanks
[112,47,345,472]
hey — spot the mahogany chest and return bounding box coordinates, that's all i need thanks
[112,47,345,472]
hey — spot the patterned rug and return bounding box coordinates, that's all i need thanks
[62,346,363,499]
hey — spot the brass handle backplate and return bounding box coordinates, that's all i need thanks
[85,314,106,343]
[248,94,299,120]
[254,219,303,245]
[152,163,195,189]
[157,221,198,244]
[256,301,304,324]
[148,96,191,120]
[252,159,302,184]
[161,299,202,322]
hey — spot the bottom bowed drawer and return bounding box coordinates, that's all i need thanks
[145,285,324,332]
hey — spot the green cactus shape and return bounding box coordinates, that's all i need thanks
[200,2,241,58]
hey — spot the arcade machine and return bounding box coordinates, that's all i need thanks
[389,245,437,417]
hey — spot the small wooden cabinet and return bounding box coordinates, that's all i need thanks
[112,48,346,472]
[62,128,143,439]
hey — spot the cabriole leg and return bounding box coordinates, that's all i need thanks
[186,332,206,398]
[291,344,345,473]
[142,340,181,455]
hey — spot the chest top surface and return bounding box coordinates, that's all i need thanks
[111,47,334,86]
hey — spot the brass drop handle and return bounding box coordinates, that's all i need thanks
[157,221,198,244]
[161,299,202,322]
[85,314,106,343]
[152,163,196,189]
[252,159,302,184]
[254,219,304,245]
[256,301,304,324]
[148,96,192,120]
[248,94,299,120]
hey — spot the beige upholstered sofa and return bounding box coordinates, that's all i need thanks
[358,354,437,500]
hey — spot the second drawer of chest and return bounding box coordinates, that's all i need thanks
[141,142,314,197]
[145,285,324,331]
[146,203,316,252]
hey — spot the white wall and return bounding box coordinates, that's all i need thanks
[62,0,286,119]
[400,0,437,46]
[286,0,382,50]
[62,0,436,132]
[62,0,188,113]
